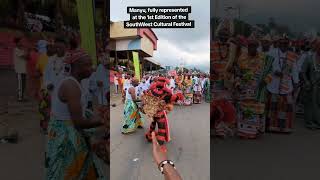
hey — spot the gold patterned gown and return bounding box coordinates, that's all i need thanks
[235,53,267,138]
[183,78,193,105]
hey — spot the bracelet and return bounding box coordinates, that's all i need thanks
[158,160,176,174]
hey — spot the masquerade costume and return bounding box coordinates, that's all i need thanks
[144,77,183,147]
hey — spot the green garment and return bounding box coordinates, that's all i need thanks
[255,54,274,103]
[204,79,211,103]
[301,54,320,128]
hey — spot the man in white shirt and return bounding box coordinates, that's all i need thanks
[123,75,131,91]
[136,79,144,98]
[95,62,109,106]
[169,76,176,92]
[144,75,152,89]
[193,77,202,104]
[114,74,119,94]
[83,57,109,110]
[44,38,66,93]
[13,38,27,101]
[266,36,299,133]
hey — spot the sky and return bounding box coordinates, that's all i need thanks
[211,0,320,33]
[111,0,210,72]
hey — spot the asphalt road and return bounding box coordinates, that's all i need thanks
[0,69,44,180]
[0,101,45,180]
[212,114,320,180]
[110,97,210,180]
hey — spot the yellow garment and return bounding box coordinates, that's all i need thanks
[184,78,192,87]
[237,53,264,72]
[36,53,49,89]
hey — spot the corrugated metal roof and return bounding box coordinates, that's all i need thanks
[144,57,160,66]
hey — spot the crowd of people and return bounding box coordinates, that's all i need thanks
[211,22,320,139]
[112,71,209,151]
[114,72,210,106]
[12,33,109,179]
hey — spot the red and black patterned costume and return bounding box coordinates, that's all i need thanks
[144,77,183,149]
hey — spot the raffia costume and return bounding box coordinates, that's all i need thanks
[142,77,183,149]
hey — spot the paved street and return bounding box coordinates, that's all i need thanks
[110,96,210,180]
[0,69,45,180]
[0,112,45,180]
[2,70,319,180]
[212,114,320,180]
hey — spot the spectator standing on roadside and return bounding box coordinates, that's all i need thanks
[13,37,27,101]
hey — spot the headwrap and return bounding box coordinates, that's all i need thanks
[64,48,91,64]
[261,34,272,42]
[272,35,280,42]
[279,34,289,43]
[236,35,248,47]
[247,33,259,47]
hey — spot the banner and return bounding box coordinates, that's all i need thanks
[76,0,97,67]
[132,51,141,81]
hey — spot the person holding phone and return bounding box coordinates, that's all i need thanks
[151,132,183,180]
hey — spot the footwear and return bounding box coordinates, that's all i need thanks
[137,125,143,129]
[2,132,18,143]
[145,133,152,142]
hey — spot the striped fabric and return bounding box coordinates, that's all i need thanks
[211,42,229,62]
[286,51,298,65]
[65,49,91,64]
[146,110,170,145]
[212,99,237,138]
[237,101,265,139]
[265,92,293,133]
[211,42,229,80]
[211,42,232,101]
[235,53,268,138]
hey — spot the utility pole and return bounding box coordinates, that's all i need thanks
[213,0,220,40]
[237,5,241,21]
[214,0,219,18]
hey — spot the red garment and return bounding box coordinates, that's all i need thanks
[163,111,171,142]
[213,100,236,124]
[27,50,39,77]
[212,99,237,137]
[27,50,40,99]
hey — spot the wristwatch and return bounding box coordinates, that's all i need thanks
[158,160,176,174]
